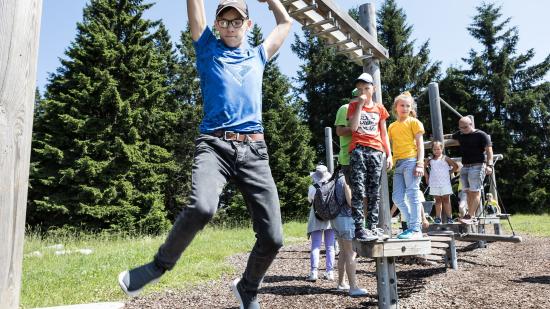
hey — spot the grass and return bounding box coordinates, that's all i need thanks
[502,213,550,237]
[21,221,307,308]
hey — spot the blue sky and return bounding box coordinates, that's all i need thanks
[38,0,549,92]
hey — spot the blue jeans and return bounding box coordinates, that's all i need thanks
[392,158,422,231]
[460,164,485,192]
[154,134,283,294]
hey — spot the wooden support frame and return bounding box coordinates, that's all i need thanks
[0,0,43,307]
[427,231,458,270]
[281,0,389,64]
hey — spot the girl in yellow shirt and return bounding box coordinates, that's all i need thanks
[388,92,425,239]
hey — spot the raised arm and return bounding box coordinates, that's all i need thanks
[349,98,364,132]
[336,126,352,137]
[261,0,293,60]
[187,0,207,41]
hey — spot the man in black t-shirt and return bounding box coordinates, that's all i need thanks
[451,117,493,224]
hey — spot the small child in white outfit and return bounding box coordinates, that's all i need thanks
[425,141,459,224]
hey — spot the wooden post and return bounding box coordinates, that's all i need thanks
[0,0,42,307]
[325,127,334,173]
[428,82,444,143]
[360,3,397,309]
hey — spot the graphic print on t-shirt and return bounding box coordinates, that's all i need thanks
[214,57,253,86]
[358,110,380,136]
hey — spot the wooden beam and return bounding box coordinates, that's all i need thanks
[456,233,523,243]
[353,238,432,258]
[0,0,42,307]
[315,0,388,59]
[281,0,389,64]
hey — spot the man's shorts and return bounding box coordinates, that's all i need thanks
[330,214,354,241]
[429,185,453,196]
[460,164,485,192]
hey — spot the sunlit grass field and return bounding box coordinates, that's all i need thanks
[21,221,307,308]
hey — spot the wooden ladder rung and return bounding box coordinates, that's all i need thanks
[430,242,450,249]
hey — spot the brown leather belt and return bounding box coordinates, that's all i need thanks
[462,163,484,167]
[211,130,264,142]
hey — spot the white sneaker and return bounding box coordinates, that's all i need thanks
[323,270,334,281]
[349,287,368,297]
[371,228,390,240]
[306,269,318,282]
[336,283,350,291]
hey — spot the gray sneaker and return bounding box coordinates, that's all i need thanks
[231,277,260,309]
[118,262,165,297]
[371,228,390,240]
[355,228,378,241]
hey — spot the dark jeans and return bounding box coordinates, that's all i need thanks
[349,145,383,230]
[154,134,283,294]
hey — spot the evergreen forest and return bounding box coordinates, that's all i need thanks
[29,0,550,234]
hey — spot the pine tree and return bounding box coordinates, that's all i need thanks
[152,24,201,220]
[440,3,550,213]
[292,27,362,160]
[29,0,177,233]
[377,0,440,126]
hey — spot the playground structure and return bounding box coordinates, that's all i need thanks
[313,2,523,308]
[422,82,522,248]
[1,1,392,307]
[0,1,523,308]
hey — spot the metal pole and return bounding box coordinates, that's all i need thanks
[325,127,334,173]
[428,82,444,143]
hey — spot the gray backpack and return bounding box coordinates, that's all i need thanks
[312,170,343,221]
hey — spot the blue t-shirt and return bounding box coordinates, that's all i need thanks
[193,27,268,133]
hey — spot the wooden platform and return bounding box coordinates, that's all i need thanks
[426,222,475,234]
[353,238,431,258]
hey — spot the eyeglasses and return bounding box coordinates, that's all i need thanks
[217,19,246,29]
[459,125,470,130]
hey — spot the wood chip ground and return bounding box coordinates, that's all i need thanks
[124,235,550,308]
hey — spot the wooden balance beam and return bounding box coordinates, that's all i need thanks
[455,233,522,243]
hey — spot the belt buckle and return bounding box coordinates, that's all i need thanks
[223,131,239,141]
